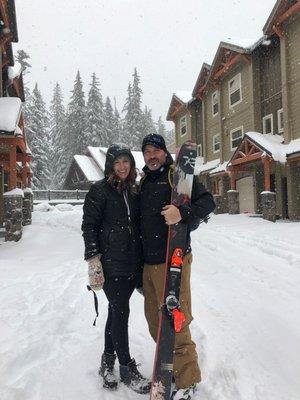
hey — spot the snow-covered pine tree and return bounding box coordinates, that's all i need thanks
[16,50,32,123]
[86,73,105,147]
[130,68,144,149]
[143,106,156,136]
[67,71,87,156]
[157,116,174,147]
[49,83,68,188]
[122,68,144,149]
[122,82,133,146]
[104,96,115,146]
[26,84,51,189]
[112,97,122,143]
[15,49,31,78]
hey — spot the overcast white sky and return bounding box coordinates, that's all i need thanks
[14,0,277,128]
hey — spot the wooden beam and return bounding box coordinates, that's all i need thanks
[262,157,271,192]
[229,170,237,190]
[273,24,284,38]
[213,53,243,81]
[241,54,251,64]
[231,151,263,166]
[170,104,185,119]
[9,146,17,190]
[0,0,10,30]
[277,0,300,25]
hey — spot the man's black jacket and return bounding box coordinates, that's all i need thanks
[81,179,143,278]
[140,155,216,265]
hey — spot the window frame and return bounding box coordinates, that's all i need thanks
[277,108,284,133]
[197,143,202,157]
[262,113,274,135]
[179,115,187,137]
[228,72,242,108]
[212,90,219,116]
[213,133,220,154]
[230,126,244,151]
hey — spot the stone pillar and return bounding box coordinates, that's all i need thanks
[3,190,24,242]
[213,195,223,214]
[261,191,276,222]
[22,188,33,226]
[227,190,239,214]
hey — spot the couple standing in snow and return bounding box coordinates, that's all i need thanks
[81,133,215,399]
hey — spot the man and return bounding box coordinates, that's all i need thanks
[140,133,215,400]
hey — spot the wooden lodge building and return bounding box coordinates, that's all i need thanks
[167,0,300,221]
[0,0,32,238]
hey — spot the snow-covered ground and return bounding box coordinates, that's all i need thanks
[0,206,299,400]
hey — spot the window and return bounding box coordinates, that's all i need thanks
[262,114,274,134]
[212,91,219,116]
[197,143,202,157]
[277,108,284,133]
[180,115,187,136]
[228,73,242,107]
[230,126,243,151]
[213,134,220,153]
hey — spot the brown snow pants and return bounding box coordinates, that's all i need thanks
[143,253,201,389]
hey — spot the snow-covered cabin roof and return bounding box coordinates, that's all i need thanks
[74,155,104,182]
[210,161,229,175]
[0,97,22,134]
[86,146,106,171]
[195,158,220,175]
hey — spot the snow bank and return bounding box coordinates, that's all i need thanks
[3,188,24,197]
[34,202,55,212]
[1,211,300,400]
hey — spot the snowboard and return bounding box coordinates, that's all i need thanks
[150,140,197,400]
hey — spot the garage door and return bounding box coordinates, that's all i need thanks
[236,176,255,213]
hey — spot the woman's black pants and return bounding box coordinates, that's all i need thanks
[103,275,135,366]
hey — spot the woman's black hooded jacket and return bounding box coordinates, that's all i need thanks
[81,145,143,278]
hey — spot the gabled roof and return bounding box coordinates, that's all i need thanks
[204,37,265,89]
[74,155,104,182]
[166,92,192,121]
[228,132,293,166]
[263,0,300,36]
[192,63,211,99]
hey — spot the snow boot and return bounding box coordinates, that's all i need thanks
[171,383,197,400]
[119,358,151,394]
[99,352,118,390]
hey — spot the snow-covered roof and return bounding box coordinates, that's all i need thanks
[222,36,266,52]
[87,147,106,171]
[8,62,22,80]
[286,138,300,157]
[245,132,286,163]
[0,97,22,133]
[74,155,104,182]
[174,91,193,104]
[210,161,229,175]
[195,158,220,175]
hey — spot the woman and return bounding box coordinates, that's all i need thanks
[82,144,149,394]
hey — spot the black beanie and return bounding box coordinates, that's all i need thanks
[142,133,167,153]
[104,143,135,177]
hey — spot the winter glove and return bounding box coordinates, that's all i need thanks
[87,255,104,291]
